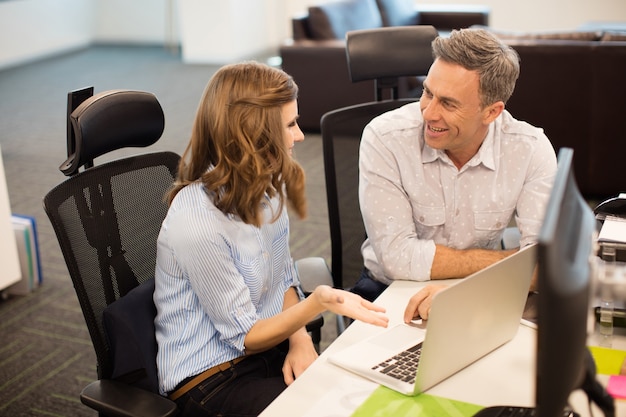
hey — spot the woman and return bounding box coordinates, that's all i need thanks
[154,61,388,416]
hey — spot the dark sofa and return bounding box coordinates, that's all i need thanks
[280,0,490,131]
[487,29,626,198]
[282,2,626,197]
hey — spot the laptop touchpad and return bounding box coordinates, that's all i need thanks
[367,324,425,350]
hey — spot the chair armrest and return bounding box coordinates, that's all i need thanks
[295,257,331,349]
[501,226,521,250]
[416,4,490,31]
[81,379,178,417]
[295,257,333,293]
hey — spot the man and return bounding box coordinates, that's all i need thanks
[354,28,557,313]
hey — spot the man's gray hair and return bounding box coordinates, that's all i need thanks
[432,28,520,107]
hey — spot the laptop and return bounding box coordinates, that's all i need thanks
[328,243,537,396]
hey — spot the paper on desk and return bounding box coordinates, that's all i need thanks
[351,386,484,417]
[589,346,626,375]
[607,375,626,399]
[589,346,626,400]
[598,216,626,244]
[301,375,378,417]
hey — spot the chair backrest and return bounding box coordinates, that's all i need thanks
[322,25,437,289]
[103,278,160,392]
[61,89,167,176]
[43,89,180,389]
[346,25,438,100]
[322,100,413,289]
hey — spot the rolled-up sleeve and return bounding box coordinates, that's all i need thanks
[359,116,436,283]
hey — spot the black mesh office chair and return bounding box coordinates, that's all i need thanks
[322,26,438,311]
[44,88,327,417]
[44,88,180,417]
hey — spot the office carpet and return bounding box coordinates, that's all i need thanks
[0,45,337,417]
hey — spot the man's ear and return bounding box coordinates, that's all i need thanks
[483,101,505,125]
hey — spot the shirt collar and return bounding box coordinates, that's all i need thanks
[421,124,496,171]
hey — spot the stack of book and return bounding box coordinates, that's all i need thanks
[7,214,42,295]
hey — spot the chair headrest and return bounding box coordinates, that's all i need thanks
[61,90,165,176]
[346,25,438,82]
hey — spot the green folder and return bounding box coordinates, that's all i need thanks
[352,386,484,417]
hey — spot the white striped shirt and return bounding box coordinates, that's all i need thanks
[360,103,557,284]
[153,182,299,395]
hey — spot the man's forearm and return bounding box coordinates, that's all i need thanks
[430,245,517,280]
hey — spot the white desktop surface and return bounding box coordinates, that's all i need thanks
[260,279,626,417]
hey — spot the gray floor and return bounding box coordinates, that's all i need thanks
[0,45,339,416]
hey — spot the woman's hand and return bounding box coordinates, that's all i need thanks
[313,285,389,328]
[403,284,448,322]
[282,330,318,385]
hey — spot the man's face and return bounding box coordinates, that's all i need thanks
[419,59,499,165]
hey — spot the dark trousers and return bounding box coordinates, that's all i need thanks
[174,347,287,417]
[350,268,389,302]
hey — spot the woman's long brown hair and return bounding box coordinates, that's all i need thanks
[168,61,307,227]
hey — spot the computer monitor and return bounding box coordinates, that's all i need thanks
[474,147,613,417]
[535,147,603,417]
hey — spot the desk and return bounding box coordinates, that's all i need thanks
[260,280,626,417]
[0,144,21,292]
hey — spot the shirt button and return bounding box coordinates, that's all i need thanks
[496,222,502,228]
[419,216,425,222]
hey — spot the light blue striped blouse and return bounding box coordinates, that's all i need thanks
[153,181,300,395]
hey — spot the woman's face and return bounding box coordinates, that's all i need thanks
[282,100,304,156]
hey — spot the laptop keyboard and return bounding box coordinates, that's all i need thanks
[371,342,423,384]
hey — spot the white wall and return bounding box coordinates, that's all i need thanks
[177,0,286,64]
[94,0,173,45]
[0,0,95,70]
[0,0,625,70]
[291,0,626,32]
[465,0,626,32]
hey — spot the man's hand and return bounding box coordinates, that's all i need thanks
[403,284,448,322]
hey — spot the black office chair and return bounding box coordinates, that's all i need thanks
[321,26,438,317]
[44,88,327,417]
[44,88,180,417]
